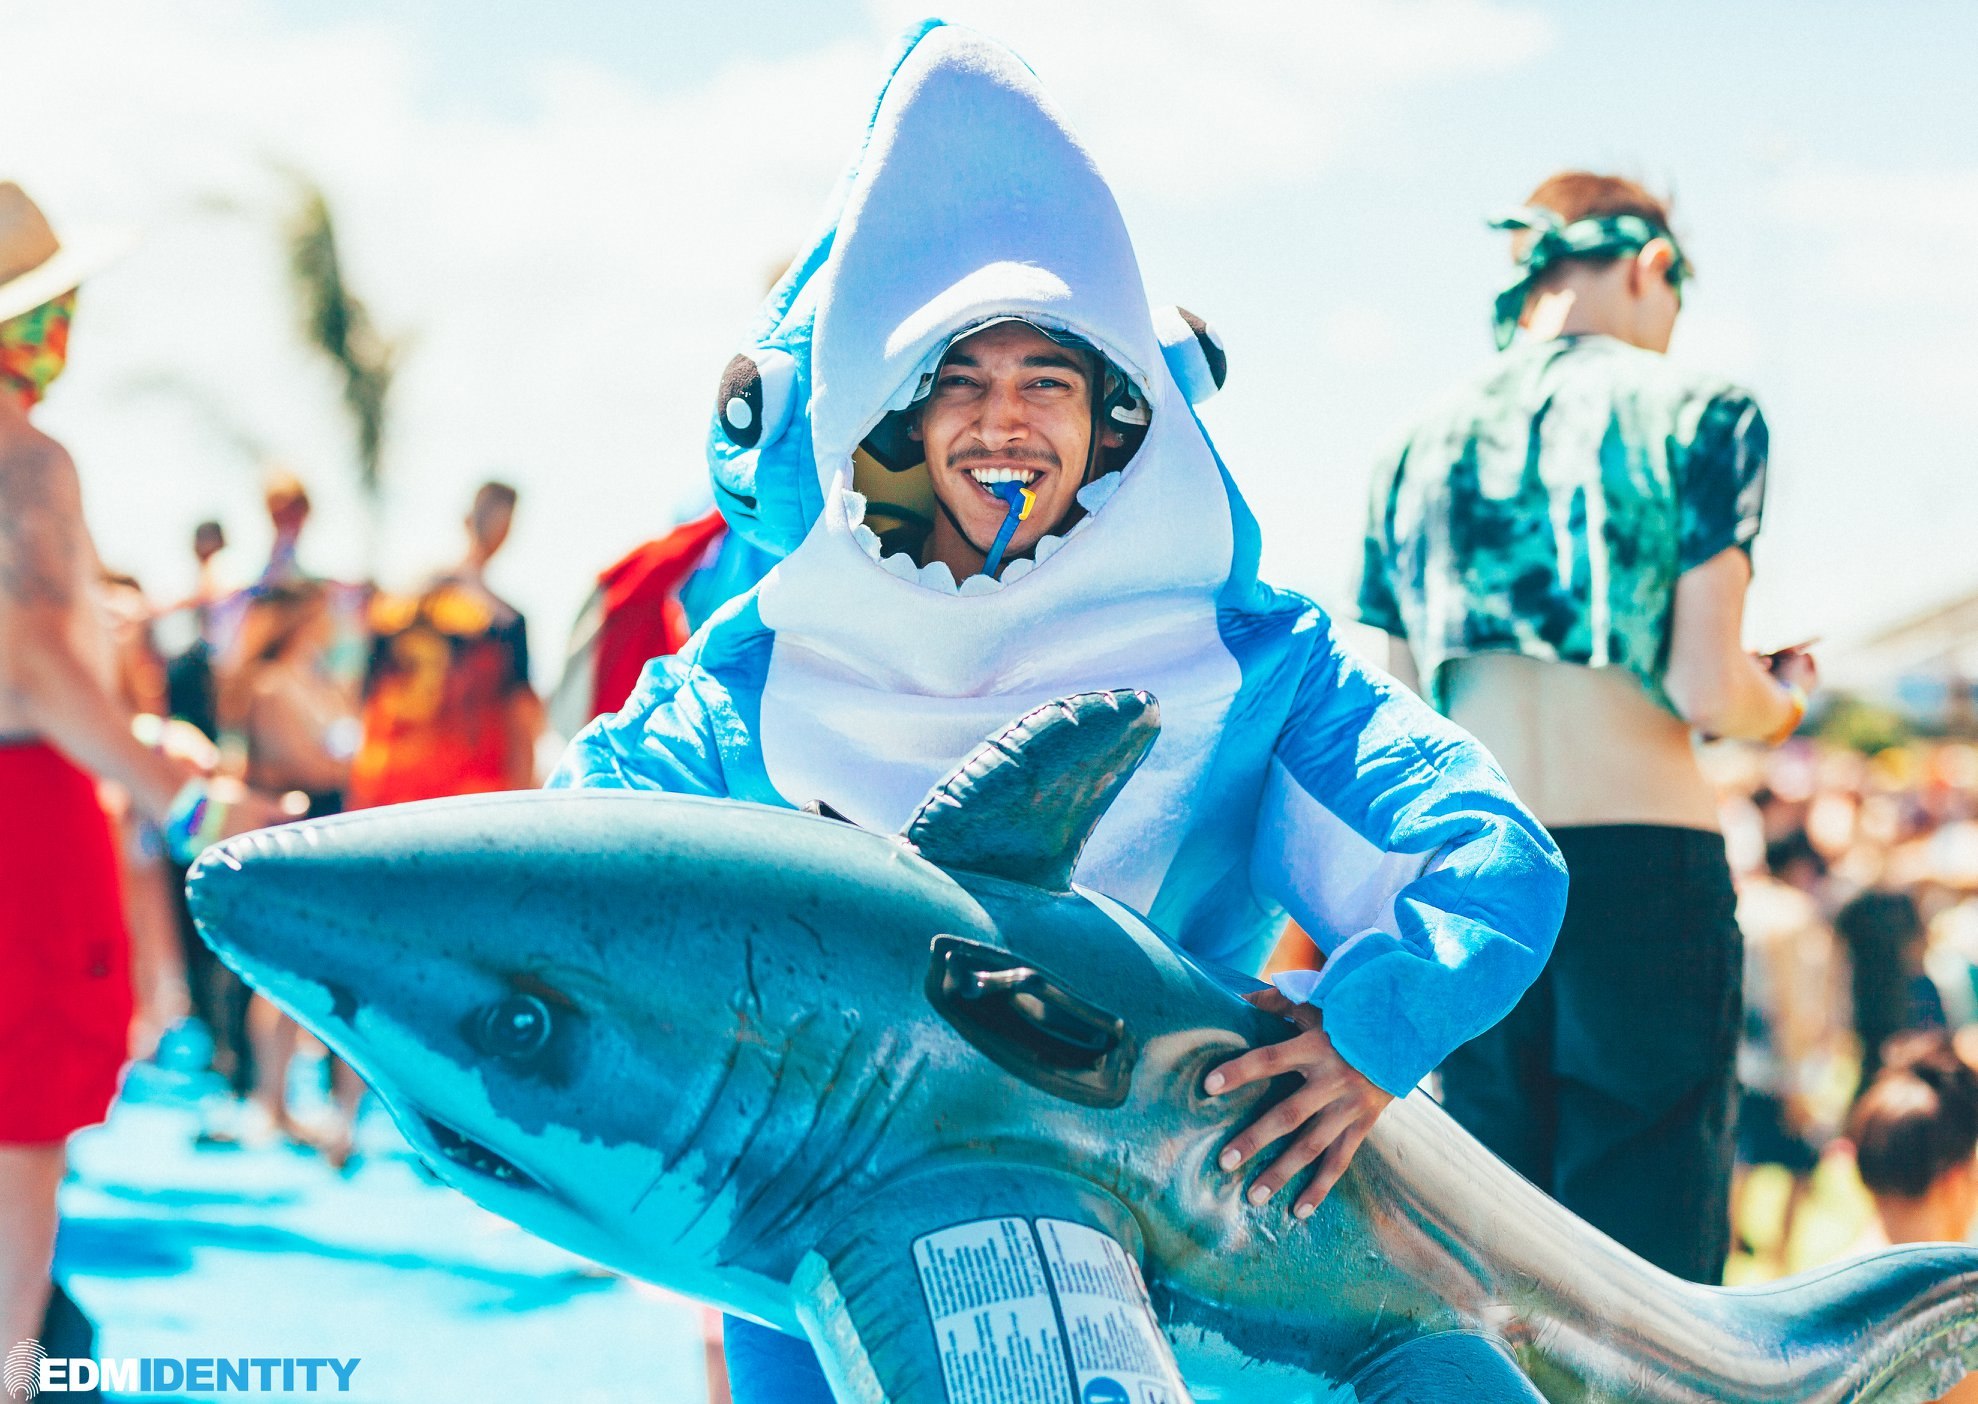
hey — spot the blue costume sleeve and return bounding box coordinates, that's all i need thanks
[547,656,732,795]
[548,598,783,803]
[1249,611,1567,1096]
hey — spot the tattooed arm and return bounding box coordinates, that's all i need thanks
[0,427,195,817]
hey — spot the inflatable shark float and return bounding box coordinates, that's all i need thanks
[189,692,1978,1404]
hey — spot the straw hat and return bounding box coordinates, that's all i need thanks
[0,182,130,324]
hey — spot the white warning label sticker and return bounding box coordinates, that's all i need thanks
[1037,1218,1187,1404]
[914,1217,1074,1404]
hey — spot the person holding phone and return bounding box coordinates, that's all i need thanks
[1359,171,1817,1283]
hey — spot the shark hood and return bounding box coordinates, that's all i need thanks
[709,19,1240,597]
[690,22,1255,897]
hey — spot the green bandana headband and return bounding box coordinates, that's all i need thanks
[1488,207,1689,350]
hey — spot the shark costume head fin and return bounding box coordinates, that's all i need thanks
[902,689,1159,890]
[705,19,956,553]
[1154,304,1228,404]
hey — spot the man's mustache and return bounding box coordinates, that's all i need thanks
[947,443,1061,469]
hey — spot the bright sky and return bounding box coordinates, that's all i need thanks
[8,0,1977,686]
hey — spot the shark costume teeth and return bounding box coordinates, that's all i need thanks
[563,19,1567,1106]
[843,472,1122,595]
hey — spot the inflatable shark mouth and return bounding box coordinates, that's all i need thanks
[417,1114,544,1193]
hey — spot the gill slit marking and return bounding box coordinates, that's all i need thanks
[727,1024,864,1225]
[743,1033,910,1247]
[787,1047,930,1216]
[741,935,764,1016]
[657,1023,746,1178]
[716,1025,869,1266]
[628,1158,667,1218]
[671,1009,816,1245]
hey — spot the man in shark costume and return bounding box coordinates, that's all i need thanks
[554,21,1568,1401]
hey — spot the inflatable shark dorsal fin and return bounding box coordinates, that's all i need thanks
[902,690,1159,890]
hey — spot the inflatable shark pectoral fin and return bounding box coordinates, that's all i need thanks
[903,690,1161,890]
[792,1163,1192,1404]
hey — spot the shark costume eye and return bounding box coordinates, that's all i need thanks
[714,348,797,450]
[475,993,554,1062]
[1153,304,1227,405]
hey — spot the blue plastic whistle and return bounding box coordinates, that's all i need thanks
[981,481,1036,579]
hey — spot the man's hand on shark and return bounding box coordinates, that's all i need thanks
[1205,988,1395,1220]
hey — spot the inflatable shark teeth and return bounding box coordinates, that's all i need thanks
[852,501,1087,593]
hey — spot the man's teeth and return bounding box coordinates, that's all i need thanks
[967,467,1041,486]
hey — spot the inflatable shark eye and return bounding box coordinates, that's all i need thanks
[1153,304,1228,405]
[714,347,798,450]
[474,993,554,1063]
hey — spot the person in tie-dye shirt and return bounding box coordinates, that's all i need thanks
[1359,171,1817,1285]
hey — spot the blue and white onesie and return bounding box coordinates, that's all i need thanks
[552,20,1568,1398]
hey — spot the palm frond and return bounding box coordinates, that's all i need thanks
[283,179,397,503]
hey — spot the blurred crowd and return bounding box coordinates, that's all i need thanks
[1711,736,1978,1284]
[102,470,542,1165]
[92,468,759,1398]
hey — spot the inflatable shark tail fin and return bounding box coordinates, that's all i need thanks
[1693,1245,1978,1403]
[1535,1241,1978,1401]
[903,690,1159,890]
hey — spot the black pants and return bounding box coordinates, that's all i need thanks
[1438,825,1743,1284]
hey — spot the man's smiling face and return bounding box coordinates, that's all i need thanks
[911,320,1121,578]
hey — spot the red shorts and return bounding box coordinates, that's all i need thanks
[0,743,132,1143]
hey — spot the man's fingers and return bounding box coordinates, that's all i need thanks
[1208,1006,1391,1214]
[1243,1101,1361,1209]
[1290,1119,1375,1219]
[1243,987,1322,1034]
[1206,1030,1335,1097]
[1216,1084,1332,1173]
[1225,1076,1359,1179]
[1204,1043,1278,1097]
